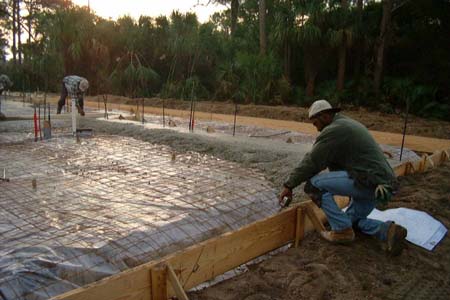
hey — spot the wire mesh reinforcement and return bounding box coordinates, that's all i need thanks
[0,135,278,300]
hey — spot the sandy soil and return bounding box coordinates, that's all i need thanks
[188,162,450,300]
[91,96,450,140]
[10,92,450,139]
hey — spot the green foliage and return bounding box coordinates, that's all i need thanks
[160,77,209,100]
[110,53,160,98]
[277,76,293,105]
[0,0,448,121]
[382,77,448,120]
[215,61,239,100]
[235,52,282,104]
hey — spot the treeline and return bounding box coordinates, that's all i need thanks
[0,0,449,120]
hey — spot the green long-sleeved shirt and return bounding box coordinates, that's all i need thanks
[284,114,395,190]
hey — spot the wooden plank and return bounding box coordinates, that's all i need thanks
[440,149,449,164]
[428,150,443,167]
[151,263,167,300]
[167,264,189,300]
[52,269,151,300]
[393,163,407,177]
[418,155,427,172]
[165,207,299,291]
[54,199,351,300]
[294,207,305,248]
[305,203,327,232]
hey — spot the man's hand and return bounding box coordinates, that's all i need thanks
[279,187,293,207]
[375,184,393,204]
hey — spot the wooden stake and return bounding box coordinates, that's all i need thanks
[426,155,435,169]
[418,155,427,172]
[151,263,167,300]
[305,203,326,232]
[405,161,415,175]
[167,264,189,300]
[294,207,305,248]
[441,150,449,164]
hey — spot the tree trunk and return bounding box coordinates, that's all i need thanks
[304,54,318,97]
[12,0,17,64]
[336,43,346,91]
[17,0,22,64]
[283,40,291,81]
[374,0,393,95]
[259,0,266,55]
[353,0,364,83]
[27,1,33,45]
[336,0,348,92]
[306,75,317,98]
[230,0,239,38]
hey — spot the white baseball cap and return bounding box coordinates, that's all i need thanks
[79,79,89,92]
[308,99,341,119]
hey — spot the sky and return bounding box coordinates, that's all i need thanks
[72,0,227,23]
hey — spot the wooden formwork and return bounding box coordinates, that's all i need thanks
[53,147,450,300]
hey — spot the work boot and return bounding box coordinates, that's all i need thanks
[384,222,407,256]
[320,227,355,244]
[76,104,85,116]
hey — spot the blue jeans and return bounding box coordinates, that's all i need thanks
[310,171,390,241]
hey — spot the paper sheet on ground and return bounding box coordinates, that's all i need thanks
[367,207,447,251]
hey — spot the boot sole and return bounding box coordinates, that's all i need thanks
[320,231,355,245]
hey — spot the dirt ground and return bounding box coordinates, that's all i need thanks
[95,95,450,140]
[14,92,450,139]
[189,162,450,300]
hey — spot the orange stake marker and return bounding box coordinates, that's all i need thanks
[33,106,38,142]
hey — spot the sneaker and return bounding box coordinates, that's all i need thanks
[320,227,355,244]
[385,222,407,256]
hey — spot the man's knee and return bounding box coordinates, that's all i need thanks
[304,180,325,207]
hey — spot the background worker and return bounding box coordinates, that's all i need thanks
[57,75,89,116]
[279,99,408,256]
[0,74,13,95]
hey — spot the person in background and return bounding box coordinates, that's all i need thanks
[0,74,13,95]
[279,99,407,256]
[57,75,89,116]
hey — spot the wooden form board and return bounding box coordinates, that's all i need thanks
[53,148,450,300]
[54,195,347,300]
[83,100,450,153]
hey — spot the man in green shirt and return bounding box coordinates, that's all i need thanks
[279,100,407,256]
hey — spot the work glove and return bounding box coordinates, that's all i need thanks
[375,184,393,204]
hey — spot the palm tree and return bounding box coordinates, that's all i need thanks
[272,0,311,82]
[374,0,394,95]
[208,0,241,37]
[297,1,328,97]
[111,16,160,98]
[336,0,350,92]
[259,0,266,55]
